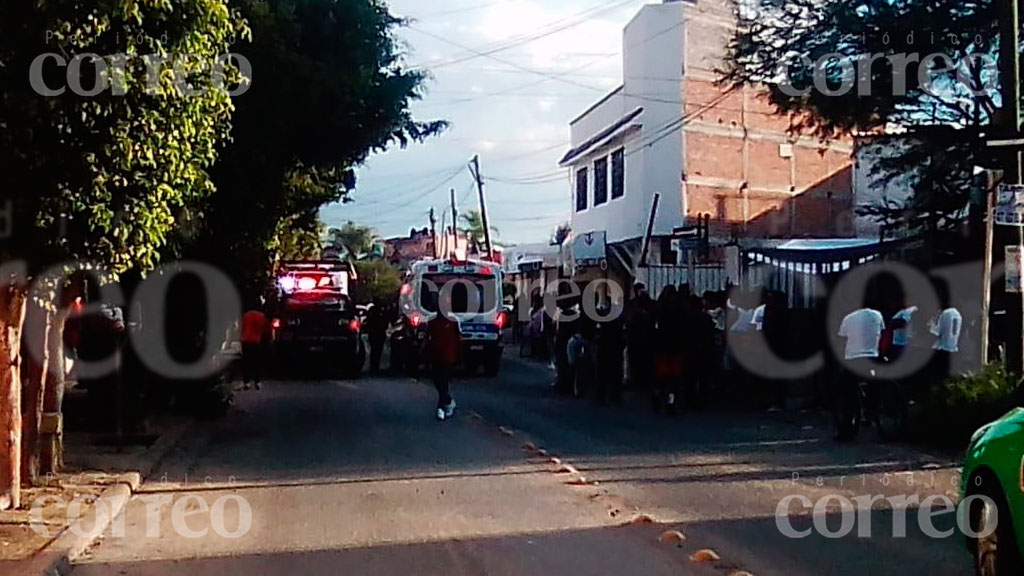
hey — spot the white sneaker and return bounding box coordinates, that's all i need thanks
[444,399,457,419]
[436,408,446,421]
[255,382,262,391]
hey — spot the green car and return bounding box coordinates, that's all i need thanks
[963,408,1024,576]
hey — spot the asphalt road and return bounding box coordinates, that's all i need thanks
[71,356,973,576]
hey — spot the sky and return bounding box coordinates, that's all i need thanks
[319,0,654,246]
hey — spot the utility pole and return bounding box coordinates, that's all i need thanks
[450,188,458,259]
[999,0,1024,373]
[429,208,438,259]
[469,155,495,261]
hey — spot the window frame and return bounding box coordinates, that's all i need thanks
[593,156,609,207]
[575,167,589,212]
[611,148,625,200]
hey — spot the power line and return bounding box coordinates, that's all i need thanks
[410,0,505,19]
[353,166,466,207]
[411,26,701,107]
[411,0,638,70]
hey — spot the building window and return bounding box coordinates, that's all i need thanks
[593,157,608,206]
[611,148,625,199]
[576,167,588,212]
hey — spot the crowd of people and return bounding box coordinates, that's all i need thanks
[521,279,967,439]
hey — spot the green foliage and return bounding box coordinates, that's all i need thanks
[724,0,1001,232]
[327,222,381,261]
[353,260,402,304]
[274,214,323,262]
[460,209,497,250]
[196,0,446,298]
[0,0,248,274]
[914,363,1022,447]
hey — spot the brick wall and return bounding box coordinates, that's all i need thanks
[682,78,855,240]
[679,0,855,241]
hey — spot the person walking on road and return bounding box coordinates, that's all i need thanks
[653,286,685,414]
[241,302,269,391]
[365,301,389,373]
[427,304,461,421]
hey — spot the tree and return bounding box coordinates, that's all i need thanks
[327,222,382,261]
[195,0,446,301]
[0,0,245,507]
[552,223,572,246]
[275,214,324,262]
[353,260,403,304]
[460,209,499,251]
[723,0,1002,232]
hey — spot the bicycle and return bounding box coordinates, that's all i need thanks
[838,369,909,441]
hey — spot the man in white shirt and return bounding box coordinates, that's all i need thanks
[929,303,962,383]
[834,306,885,441]
[930,307,962,353]
[839,307,885,361]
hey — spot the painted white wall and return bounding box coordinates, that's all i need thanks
[853,136,916,238]
[566,2,685,245]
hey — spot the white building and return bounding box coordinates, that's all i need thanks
[559,0,858,292]
[559,1,688,269]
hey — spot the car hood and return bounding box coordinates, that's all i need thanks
[967,407,1024,460]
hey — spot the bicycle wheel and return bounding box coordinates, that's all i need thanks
[871,380,908,441]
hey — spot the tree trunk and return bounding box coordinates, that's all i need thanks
[20,302,50,486]
[0,284,27,510]
[40,311,66,475]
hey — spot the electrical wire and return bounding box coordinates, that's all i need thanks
[412,0,639,70]
[410,0,505,19]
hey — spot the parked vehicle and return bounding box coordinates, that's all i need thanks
[392,258,508,376]
[270,261,365,377]
[963,408,1024,576]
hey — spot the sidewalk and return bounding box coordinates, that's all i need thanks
[0,415,194,576]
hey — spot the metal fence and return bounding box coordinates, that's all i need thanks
[639,264,728,299]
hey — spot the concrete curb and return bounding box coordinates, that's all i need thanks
[14,419,195,576]
[22,482,135,576]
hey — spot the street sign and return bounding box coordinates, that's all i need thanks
[986,138,1024,148]
[1008,246,1023,293]
[996,184,1024,226]
[672,226,700,239]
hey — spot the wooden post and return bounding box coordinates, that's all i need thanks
[640,193,661,268]
[470,155,495,261]
[982,173,996,364]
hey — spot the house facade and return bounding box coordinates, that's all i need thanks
[559,0,859,291]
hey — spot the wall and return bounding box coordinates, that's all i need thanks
[567,2,685,245]
[565,0,858,252]
[679,0,856,242]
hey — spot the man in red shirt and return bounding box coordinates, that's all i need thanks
[240,304,269,390]
[427,305,461,421]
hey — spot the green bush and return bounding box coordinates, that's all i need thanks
[913,364,1022,448]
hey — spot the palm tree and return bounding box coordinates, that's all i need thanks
[459,209,498,252]
[326,221,381,261]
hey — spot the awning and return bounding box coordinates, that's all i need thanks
[559,107,643,167]
[746,236,923,266]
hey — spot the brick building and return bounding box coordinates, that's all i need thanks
[558,0,859,291]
